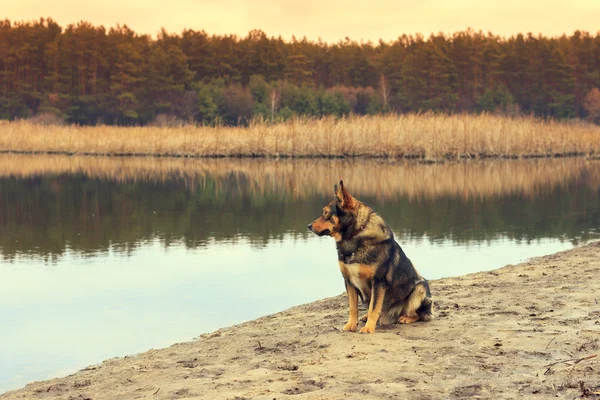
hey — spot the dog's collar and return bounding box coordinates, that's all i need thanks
[348,225,365,239]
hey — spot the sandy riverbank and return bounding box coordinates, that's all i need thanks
[2,242,600,399]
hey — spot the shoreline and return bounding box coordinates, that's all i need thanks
[2,242,599,399]
[0,149,598,162]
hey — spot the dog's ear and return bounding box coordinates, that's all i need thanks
[334,180,354,208]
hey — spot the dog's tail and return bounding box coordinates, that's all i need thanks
[417,280,434,322]
[417,296,435,321]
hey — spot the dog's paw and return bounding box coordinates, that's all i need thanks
[399,315,418,324]
[360,314,368,322]
[359,326,375,334]
[343,321,357,332]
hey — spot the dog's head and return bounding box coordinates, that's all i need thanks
[307,180,358,240]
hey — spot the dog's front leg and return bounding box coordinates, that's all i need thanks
[360,281,385,334]
[343,280,359,332]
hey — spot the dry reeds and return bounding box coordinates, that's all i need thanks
[1,114,599,160]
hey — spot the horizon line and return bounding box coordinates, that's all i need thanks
[4,16,600,45]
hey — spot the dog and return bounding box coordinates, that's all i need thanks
[308,180,433,333]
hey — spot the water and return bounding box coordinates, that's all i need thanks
[1,155,599,393]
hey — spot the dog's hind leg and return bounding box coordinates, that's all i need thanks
[399,282,433,324]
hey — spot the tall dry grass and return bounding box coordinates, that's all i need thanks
[1,114,600,159]
[1,154,598,201]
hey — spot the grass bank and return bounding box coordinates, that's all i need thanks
[1,114,600,160]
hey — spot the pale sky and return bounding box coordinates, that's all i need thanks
[4,0,600,43]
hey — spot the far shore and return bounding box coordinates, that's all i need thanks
[1,149,599,161]
[1,114,599,161]
[2,241,599,399]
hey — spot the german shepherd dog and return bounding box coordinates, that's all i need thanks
[308,181,433,333]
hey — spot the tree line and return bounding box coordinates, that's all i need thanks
[1,18,600,125]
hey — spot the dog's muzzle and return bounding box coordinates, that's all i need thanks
[307,224,331,236]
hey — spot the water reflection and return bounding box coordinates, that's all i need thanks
[1,155,599,261]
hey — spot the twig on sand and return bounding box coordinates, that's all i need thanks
[545,337,556,349]
[331,326,341,332]
[578,381,600,397]
[153,387,160,395]
[543,354,597,368]
[257,340,263,350]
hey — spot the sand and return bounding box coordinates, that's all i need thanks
[2,241,600,400]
